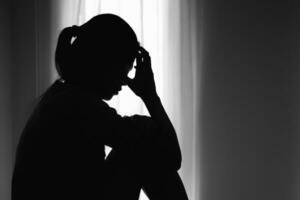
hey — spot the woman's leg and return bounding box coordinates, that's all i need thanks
[103,148,142,200]
[104,146,188,200]
[141,170,188,200]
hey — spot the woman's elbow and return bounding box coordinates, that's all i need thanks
[171,155,182,171]
[174,147,182,170]
[166,145,182,171]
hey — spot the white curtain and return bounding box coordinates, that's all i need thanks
[39,0,201,199]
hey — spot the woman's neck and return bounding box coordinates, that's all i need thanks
[59,78,106,100]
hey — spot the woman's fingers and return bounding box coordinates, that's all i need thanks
[135,54,143,81]
[138,46,152,74]
[127,46,157,98]
[136,51,143,67]
[139,46,149,55]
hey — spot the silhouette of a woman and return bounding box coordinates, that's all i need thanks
[12,14,188,200]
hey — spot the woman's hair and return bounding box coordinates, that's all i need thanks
[55,14,139,84]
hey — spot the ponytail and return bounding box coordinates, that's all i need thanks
[55,25,79,80]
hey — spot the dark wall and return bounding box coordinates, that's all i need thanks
[11,0,37,150]
[0,0,13,199]
[198,1,300,200]
[0,1,37,199]
[11,0,55,151]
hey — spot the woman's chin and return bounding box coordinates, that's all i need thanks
[102,94,114,100]
[100,88,121,100]
[102,92,118,100]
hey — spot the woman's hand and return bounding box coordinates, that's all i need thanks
[126,47,157,100]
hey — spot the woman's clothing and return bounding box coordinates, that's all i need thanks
[11,80,158,200]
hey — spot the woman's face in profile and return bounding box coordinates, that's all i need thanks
[96,58,134,100]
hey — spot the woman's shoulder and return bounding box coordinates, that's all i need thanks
[38,80,107,108]
[46,80,118,120]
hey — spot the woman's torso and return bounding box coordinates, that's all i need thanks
[12,80,107,199]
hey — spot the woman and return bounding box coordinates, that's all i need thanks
[12,14,188,200]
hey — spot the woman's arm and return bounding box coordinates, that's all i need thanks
[143,93,182,170]
[126,47,182,170]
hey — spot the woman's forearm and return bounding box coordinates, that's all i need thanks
[142,94,182,170]
[126,46,181,169]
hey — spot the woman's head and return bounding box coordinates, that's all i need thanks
[55,14,139,99]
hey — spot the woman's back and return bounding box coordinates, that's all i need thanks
[12,80,107,200]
